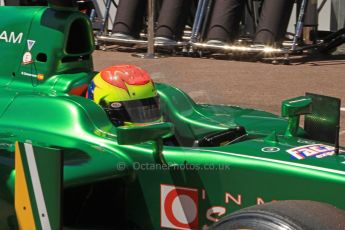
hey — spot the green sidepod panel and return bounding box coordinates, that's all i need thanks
[0,89,131,188]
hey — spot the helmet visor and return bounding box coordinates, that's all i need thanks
[102,96,161,124]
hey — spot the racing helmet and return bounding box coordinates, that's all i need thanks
[87,65,161,126]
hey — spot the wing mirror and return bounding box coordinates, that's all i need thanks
[281,96,312,137]
[117,122,174,164]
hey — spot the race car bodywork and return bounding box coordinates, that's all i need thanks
[1,3,345,230]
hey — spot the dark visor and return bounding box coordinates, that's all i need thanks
[100,96,161,125]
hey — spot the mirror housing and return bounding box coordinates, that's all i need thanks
[282,96,312,117]
[117,122,174,164]
[281,96,312,137]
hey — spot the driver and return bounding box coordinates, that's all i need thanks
[87,64,162,126]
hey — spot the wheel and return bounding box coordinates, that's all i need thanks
[210,200,345,230]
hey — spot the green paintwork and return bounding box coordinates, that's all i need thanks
[117,123,174,146]
[0,5,345,230]
[282,96,312,137]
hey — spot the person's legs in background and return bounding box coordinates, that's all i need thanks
[111,0,147,39]
[155,0,193,43]
[254,0,294,46]
[205,0,244,45]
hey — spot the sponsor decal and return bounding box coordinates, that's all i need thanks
[261,147,280,153]
[287,144,342,160]
[27,40,36,51]
[161,184,273,229]
[161,184,198,230]
[202,206,226,229]
[21,72,37,78]
[22,52,33,65]
[21,72,44,80]
[110,102,122,108]
[0,31,23,44]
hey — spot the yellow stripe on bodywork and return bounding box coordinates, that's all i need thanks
[14,142,37,230]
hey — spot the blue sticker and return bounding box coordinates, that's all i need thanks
[87,81,95,100]
[287,144,339,160]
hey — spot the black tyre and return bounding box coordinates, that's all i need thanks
[210,200,345,230]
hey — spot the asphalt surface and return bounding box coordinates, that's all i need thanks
[93,49,345,145]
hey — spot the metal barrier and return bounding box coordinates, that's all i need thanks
[146,0,155,57]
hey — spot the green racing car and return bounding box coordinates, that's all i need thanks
[1,1,345,230]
